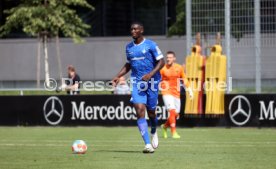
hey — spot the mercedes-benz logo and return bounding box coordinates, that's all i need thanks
[229,95,251,126]
[43,96,64,125]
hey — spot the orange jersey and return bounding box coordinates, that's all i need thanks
[160,63,189,98]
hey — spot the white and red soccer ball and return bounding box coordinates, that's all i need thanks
[72,140,87,154]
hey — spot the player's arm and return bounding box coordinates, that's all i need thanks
[142,42,165,81]
[160,68,164,80]
[180,67,193,99]
[112,63,131,85]
[180,68,189,88]
[142,59,165,81]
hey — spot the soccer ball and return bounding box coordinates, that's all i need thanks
[72,140,87,154]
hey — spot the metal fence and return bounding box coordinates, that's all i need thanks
[186,0,276,93]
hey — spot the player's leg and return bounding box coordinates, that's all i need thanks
[147,109,158,134]
[161,95,180,138]
[171,97,181,139]
[162,95,175,130]
[134,104,150,146]
[146,86,159,149]
[147,108,158,149]
[161,95,170,138]
[131,87,154,153]
[134,104,154,153]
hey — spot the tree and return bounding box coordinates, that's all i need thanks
[168,0,185,36]
[0,0,94,87]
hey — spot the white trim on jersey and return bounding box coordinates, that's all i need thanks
[156,54,164,60]
[133,38,146,46]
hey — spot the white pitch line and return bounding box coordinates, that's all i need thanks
[0,143,276,148]
[0,140,275,145]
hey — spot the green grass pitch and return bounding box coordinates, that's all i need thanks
[0,127,275,169]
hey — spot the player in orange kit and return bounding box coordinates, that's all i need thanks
[160,51,193,138]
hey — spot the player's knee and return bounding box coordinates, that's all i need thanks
[147,109,156,118]
[134,104,146,118]
[136,111,145,119]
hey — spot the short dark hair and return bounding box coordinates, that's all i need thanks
[131,21,144,28]
[166,51,176,56]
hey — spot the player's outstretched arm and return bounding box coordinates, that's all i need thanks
[180,67,193,99]
[112,63,131,85]
[142,59,165,81]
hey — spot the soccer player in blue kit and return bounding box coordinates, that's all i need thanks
[112,22,165,153]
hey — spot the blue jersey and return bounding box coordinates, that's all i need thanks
[126,39,164,83]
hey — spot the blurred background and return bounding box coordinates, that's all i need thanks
[0,0,275,93]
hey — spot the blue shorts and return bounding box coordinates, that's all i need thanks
[130,81,159,110]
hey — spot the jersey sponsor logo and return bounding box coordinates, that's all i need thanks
[142,48,146,54]
[131,57,145,61]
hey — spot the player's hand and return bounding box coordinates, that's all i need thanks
[187,87,194,99]
[112,77,120,86]
[142,73,153,81]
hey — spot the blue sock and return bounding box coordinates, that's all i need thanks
[149,116,158,134]
[137,118,150,145]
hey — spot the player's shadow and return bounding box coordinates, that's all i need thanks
[96,150,140,154]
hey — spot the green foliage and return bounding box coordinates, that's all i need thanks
[0,0,94,43]
[168,0,185,36]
